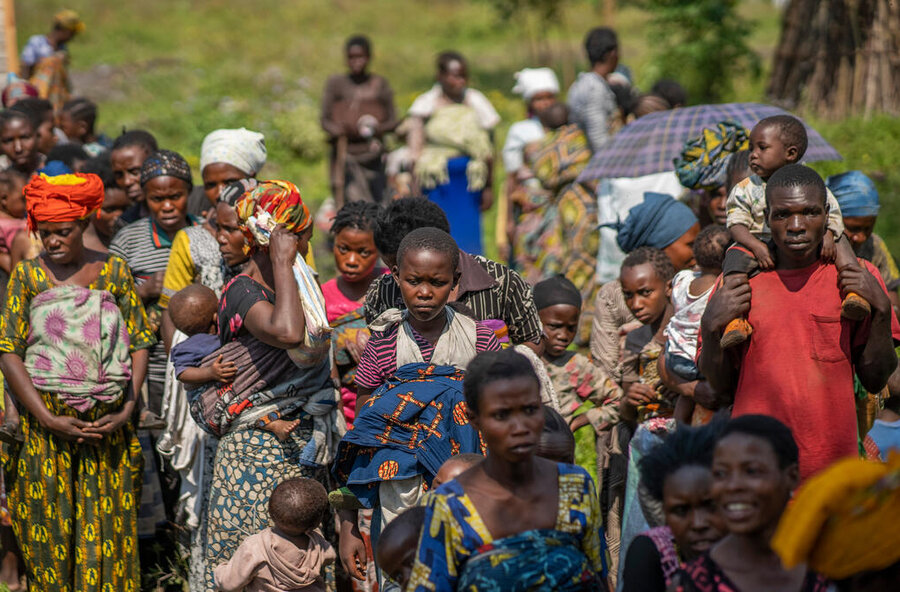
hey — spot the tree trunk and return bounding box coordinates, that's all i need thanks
[767,0,900,118]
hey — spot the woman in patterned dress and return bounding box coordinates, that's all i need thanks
[406,349,608,591]
[0,173,154,591]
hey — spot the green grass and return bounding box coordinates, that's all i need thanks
[15,0,900,266]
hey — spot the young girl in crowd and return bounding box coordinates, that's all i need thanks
[334,228,500,588]
[320,201,385,426]
[621,422,726,591]
[661,225,730,425]
[407,349,608,591]
[0,170,27,274]
[0,110,43,178]
[533,275,621,484]
[675,415,830,592]
[214,477,336,592]
[722,115,867,347]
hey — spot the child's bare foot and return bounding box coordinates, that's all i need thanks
[841,292,871,321]
[720,317,752,349]
[262,418,301,442]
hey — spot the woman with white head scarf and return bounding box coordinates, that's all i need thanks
[199,127,267,203]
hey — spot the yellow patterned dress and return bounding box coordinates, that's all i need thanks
[0,256,155,592]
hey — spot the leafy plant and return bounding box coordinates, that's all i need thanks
[637,0,761,103]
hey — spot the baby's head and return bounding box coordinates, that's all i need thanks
[169,284,219,337]
[537,102,569,131]
[726,149,751,193]
[433,453,483,488]
[375,506,426,590]
[620,247,675,327]
[536,406,575,464]
[374,197,450,269]
[269,477,329,537]
[394,227,460,324]
[748,115,808,181]
[534,276,582,359]
[0,169,27,218]
[693,225,730,276]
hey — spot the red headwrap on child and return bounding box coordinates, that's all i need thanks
[25,173,105,231]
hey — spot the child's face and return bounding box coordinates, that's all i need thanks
[433,458,476,488]
[702,186,728,226]
[394,248,458,323]
[620,263,671,325]
[1,178,26,219]
[749,124,797,180]
[57,111,86,143]
[92,187,131,239]
[333,227,378,285]
[0,118,38,169]
[36,113,57,155]
[346,45,370,77]
[538,304,580,358]
[842,215,877,252]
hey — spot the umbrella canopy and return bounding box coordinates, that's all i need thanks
[578,102,842,181]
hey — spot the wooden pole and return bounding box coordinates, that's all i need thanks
[3,0,17,76]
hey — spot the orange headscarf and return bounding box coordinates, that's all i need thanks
[25,173,105,231]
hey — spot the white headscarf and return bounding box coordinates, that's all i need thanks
[199,128,267,176]
[511,67,560,102]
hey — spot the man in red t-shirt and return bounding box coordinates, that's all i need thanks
[700,164,899,480]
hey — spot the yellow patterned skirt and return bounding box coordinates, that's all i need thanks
[2,391,142,592]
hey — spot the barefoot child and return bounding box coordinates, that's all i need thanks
[722,115,867,347]
[320,201,386,426]
[333,227,500,588]
[214,477,336,592]
[533,275,621,484]
[0,170,27,275]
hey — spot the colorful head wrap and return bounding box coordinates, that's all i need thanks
[234,179,311,251]
[140,149,193,188]
[614,193,698,253]
[1,74,39,108]
[826,170,880,218]
[199,128,267,176]
[25,173,104,231]
[674,120,750,190]
[772,453,900,580]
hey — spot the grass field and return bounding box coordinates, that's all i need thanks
[15,0,900,270]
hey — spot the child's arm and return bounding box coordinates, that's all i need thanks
[729,224,775,270]
[176,355,237,387]
[213,535,264,592]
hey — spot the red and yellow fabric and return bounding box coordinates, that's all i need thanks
[24,173,104,231]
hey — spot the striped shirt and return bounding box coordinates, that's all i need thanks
[110,216,197,384]
[364,252,542,346]
[355,320,501,389]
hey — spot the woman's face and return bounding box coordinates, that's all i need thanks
[663,465,726,560]
[529,91,557,116]
[394,248,458,323]
[438,60,468,102]
[215,202,249,267]
[843,215,877,252]
[144,176,190,235]
[333,227,378,284]
[711,433,798,537]
[36,112,57,155]
[92,187,131,239]
[111,146,150,202]
[202,162,249,205]
[37,219,87,264]
[620,263,671,325]
[663,222,700,271]
[297,226,313,259]
[0,118,38,171]
[470,376,544,463]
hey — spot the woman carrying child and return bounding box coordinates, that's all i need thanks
[0,173,154,591]
[320,201,386,427]
[333,228,500,587]
[407,349,608,591]
[198,180,343,589]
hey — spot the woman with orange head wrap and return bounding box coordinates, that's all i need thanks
[0,173,155,591]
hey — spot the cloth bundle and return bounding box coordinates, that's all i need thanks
[674,119,749,190]
[415,104,493,192]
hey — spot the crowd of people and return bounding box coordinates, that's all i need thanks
[0,8,898,592]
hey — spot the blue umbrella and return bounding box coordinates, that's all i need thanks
[578,102,842,181]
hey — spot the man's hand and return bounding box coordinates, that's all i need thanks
[136,271,165,302]
[839,265,891,315]
[702,274,752,334]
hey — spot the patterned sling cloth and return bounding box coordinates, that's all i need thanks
[332,364,484,509]
[25,285,131,411]
[415,104,493,192]
[458,529,600,591]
